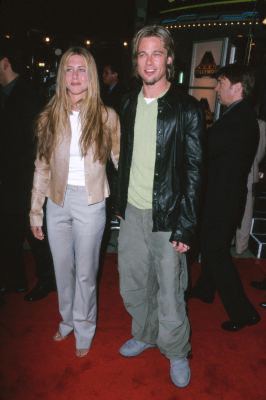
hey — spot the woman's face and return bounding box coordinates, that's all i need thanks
[64,54,89,102]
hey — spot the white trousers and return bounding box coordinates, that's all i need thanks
[46,185,106,350]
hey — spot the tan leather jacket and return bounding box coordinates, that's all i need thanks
[30,106,120,227]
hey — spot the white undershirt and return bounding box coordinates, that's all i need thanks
[144,97,156,104]
[68,111,85,186]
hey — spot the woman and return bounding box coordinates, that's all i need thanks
[30,47,120,357]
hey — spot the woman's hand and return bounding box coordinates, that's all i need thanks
[31,226,45,240]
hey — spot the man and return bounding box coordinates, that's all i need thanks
[191,64,261,331]
[101,63,126,249]
[102,62,126,113]
[0,39,55,301]
[251,278,266,291]
[235,119,266,255]
[251,277,266,308]
[116,26,203,388]
[24,214,56,301]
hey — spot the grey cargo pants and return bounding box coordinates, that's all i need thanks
[118,203,191,359]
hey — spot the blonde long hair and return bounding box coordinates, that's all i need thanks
[36,46,111,163]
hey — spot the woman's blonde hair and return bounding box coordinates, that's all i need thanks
[36,46,111,163]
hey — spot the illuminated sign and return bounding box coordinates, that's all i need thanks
[161,10,259,24]
[159,0,257,14]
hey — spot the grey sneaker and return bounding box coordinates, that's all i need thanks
[170,357,191,388]
[119,338,156,357]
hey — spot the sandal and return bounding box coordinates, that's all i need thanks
[76,348,89,358]
[53,331,67,342]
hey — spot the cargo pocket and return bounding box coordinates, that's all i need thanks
[179,253,188,292]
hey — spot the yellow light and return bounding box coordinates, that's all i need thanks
[85,40,91,45]
[44,36,50,43]
[5,34,11,39]
[123,41,128,47]
[38,62,45,67]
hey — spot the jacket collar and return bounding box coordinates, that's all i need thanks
[130,82,175,104]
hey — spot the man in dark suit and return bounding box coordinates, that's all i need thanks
[102,62,126,113]
[0,40,55,301]
[191,64,261,331]
[101,62,127,249]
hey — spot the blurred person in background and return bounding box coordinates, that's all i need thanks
[191,64,261,332]
[0,39,55,304]
[235,118,266,255]
[101,62,127,251]
[102,62,126,113]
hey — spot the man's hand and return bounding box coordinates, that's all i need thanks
[172,241,190,253]
[31,226,45,240]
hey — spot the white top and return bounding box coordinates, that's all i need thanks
[68,111,85,186]
[144,97,156,104]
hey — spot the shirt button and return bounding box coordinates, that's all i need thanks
[157,152,160,156]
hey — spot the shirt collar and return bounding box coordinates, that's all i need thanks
[1,76,19,96]
[223,99,243,115]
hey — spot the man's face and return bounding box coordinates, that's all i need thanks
[64,54,89,100]
[214,76,242,106]
[136,36,172,86]
[102,66,117,86]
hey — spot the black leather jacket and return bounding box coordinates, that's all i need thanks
[116,84,204,246]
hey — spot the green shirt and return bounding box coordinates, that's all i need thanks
[128,90,158,209]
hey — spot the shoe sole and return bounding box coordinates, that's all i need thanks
[221,318,260,331]
[119,344,156,357]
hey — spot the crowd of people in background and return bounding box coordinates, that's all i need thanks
[0,24,265,388]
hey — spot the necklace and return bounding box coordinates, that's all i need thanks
[72,103,80,111]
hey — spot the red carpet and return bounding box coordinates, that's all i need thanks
[0,253,265,400]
